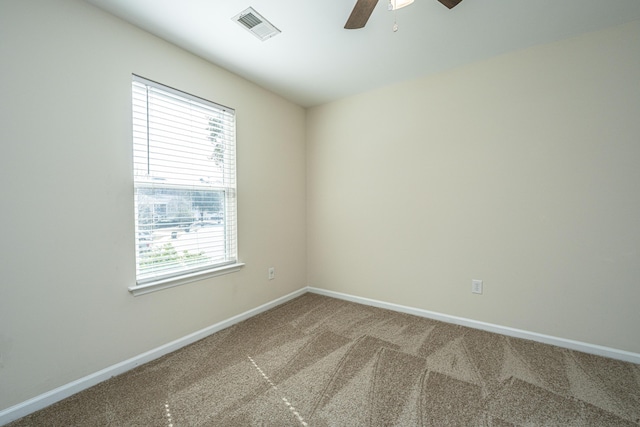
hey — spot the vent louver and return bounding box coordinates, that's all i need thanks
[238,13,261,29]
[233,7,281,41]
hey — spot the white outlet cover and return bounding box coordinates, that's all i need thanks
[472,279,483,294]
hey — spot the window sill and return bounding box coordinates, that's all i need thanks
[128,262,245,296]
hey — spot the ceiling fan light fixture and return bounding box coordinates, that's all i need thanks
[388,0,414,11]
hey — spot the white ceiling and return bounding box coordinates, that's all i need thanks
[84,0,640,107]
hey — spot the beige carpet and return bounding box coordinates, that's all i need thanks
[8,293,640,426]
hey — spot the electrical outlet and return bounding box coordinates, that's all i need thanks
[472,279,483,294]
[268,267,275,280]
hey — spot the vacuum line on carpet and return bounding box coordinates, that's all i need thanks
[248,356,309,426]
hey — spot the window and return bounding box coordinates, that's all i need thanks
[130,75,241,295]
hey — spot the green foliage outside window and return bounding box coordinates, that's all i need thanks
[139,243,209,272]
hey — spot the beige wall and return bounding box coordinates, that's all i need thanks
[307,20,640,354]
[0,0,306,410]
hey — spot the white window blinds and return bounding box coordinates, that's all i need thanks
[131,75,237,286]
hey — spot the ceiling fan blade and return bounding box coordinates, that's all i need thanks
[437,0,463,9]
[345,0,379,29]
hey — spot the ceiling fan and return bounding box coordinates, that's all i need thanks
[345,0,463,29]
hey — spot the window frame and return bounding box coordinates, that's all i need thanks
[129,75,243,296]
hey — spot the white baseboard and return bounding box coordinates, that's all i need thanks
[0,287,307,426]
[307,287,640,365]
[3,285,638,426]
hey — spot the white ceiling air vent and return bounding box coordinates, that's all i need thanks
[233,7,281,41]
